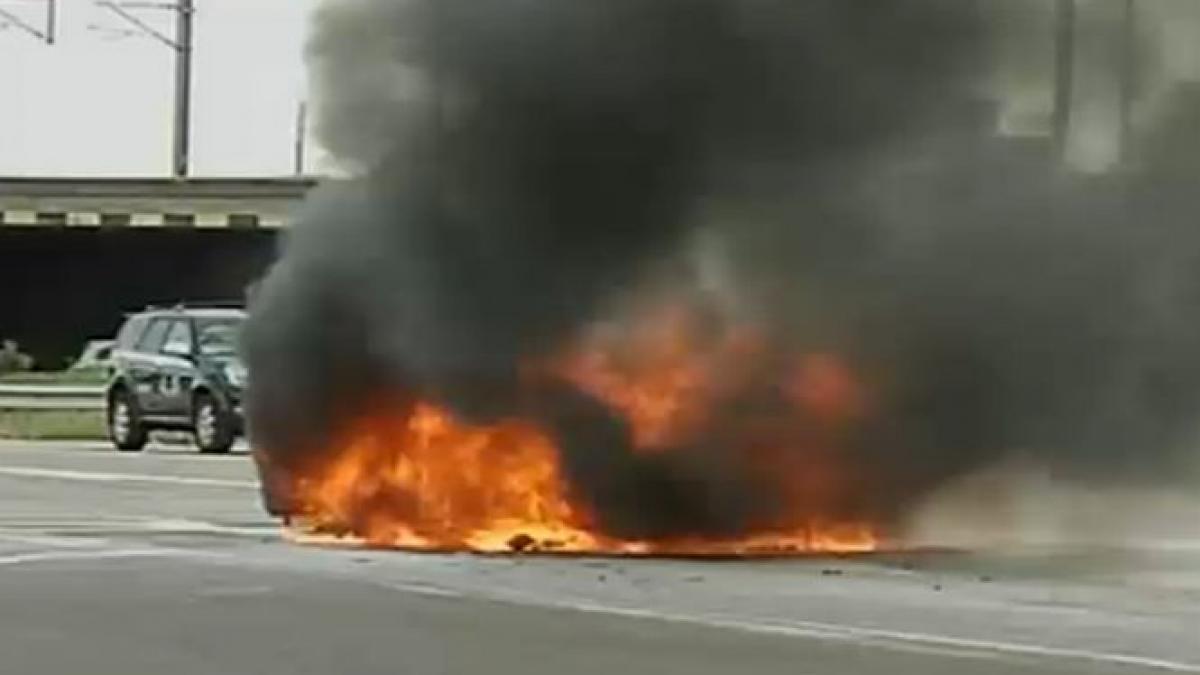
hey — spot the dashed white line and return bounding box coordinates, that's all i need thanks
[380,581,467,599]
[0,530,108,548]
[0,466,256,489]
[0,440,251,455]
[478,591,1200,672]
[0,548,214,567]
[141,518,279,537]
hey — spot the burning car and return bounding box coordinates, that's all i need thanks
[245,0,1200,557]
[247,289,881,555]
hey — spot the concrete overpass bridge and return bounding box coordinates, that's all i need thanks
[2,177,317,366]
[0,177,314,229]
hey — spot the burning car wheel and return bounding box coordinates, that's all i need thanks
[107,390,147,452]
[257,464,301,518]
[193,393,234,454]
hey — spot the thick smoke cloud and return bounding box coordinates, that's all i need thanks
[246,0,1200,538]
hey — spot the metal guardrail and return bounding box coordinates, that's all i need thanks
[0,384,105,411]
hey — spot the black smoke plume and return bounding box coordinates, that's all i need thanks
[245,0,1200,540]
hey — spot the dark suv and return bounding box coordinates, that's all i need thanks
[106,305,248,453]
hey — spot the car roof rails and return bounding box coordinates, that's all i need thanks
[178,300,246,309]
[141,300,245,312]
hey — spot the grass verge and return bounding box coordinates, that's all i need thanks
[0,369,108,386]
[0,410,107,440]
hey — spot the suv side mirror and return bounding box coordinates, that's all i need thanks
[163,342,193,359]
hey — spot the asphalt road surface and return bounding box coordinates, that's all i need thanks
[2,440,1199,675]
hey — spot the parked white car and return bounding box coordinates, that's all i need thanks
[69,339,114,372]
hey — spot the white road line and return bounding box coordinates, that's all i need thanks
[0,548,212,567]
[141,518,279,537]
[0,466,257,489]
[380,581,468,599]
[0,531,108,548]
[0,517,276,544]
[716,614,1200,672]
[0,439,251,457]
[479,591,1200,673]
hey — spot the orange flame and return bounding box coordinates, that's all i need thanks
[556,307,743,451]
[287,308,881,556]
[297,403,603,553]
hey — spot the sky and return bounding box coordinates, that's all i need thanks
[0,0,322,176]
[3,0,1199,177]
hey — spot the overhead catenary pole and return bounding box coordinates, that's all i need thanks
[1052,0,1077,164]
[172,0,194,178]
[0,0,56,44]
[95,0,194,178]
[293,100,308,176]
[429,0,443,221]
[1117,0,1137,166]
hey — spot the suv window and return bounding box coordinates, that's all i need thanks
[162,320,194,355]
[115,315,150,350]
[195,317,243,356]
[136,318,171,353]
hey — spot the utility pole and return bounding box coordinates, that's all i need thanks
[1052,0,1077,164]
[0,0,56,44]
[293,100,307,176]
[94,0,194,178]
[1117,0,1137,166]
[429,0,444,222]
[172,0,193,179]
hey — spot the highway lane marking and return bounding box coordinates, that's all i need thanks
[698,613,1200,672]
[0,517,277,545]
[0,548,220,567]
[141,518,280,537]
[0,465,257,489]
[0,530,109,548]
[0,439,251,459]
[464,590,1200,672]
[379,581,467,599]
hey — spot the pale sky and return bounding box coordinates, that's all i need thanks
[0,0,323,176]
[5,1,1200,177]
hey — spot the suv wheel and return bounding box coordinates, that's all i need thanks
[108,390,147,452]
[193,393,234,454]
